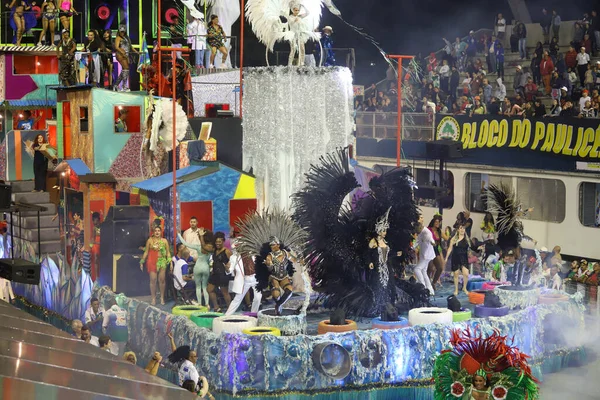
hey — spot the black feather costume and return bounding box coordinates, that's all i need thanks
[292,148,428,319]
[484,183,524,251]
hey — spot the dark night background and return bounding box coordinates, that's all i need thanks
[233,0,600,85]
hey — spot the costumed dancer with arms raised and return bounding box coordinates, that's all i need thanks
[225,239,262,315]
[415,214,436,296]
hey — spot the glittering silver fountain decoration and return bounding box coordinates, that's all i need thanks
[242,66,354,209]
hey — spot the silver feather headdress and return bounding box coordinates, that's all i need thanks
[375,207,392,234]
[235,208,307,257]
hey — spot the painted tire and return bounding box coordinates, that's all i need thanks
[538,293,570,305]
[371,317,409,330]
[212,315,257,334]
[466,280,487,291]
[408,307,453,326]
[317,320,358,335]
[468,290,488,305]
[452,308,472,322]
[474,305,509,318]
[482,281,509,291]
[190,312,223,330]
[172,305,209,318]
[242,326,281,336]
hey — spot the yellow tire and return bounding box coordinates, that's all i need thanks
[172,305,209,318]
[242,326,281,336]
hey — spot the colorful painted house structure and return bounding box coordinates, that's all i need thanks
[131,163,257,239]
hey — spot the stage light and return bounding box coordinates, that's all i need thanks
[18,114,23,118]
[36,62,41,66]
[61,172,66,176]
[118,105,123,110]
[370,62,375,66]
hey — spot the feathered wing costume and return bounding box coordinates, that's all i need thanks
[235,209,310,313]
[292,148,429,319]
[433,328,539,400]
[484,183,527,252]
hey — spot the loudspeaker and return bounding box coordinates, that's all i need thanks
[110,206,150,221]
[0,184,11,210]
[425,140,463,159]
[0,258,41,285]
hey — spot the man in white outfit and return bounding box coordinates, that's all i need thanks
[415,215,435,296]
[225,242,262,315]
[182,217,202,260]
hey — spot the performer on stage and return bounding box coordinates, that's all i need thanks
[207,232,232,312]
[292,148,429,320]
[6,0,36,46]
[140,226,172,305]
[284,2,311,66]
[57,29,77,86]
[186,14,207,73]
[225,241,262,315]
[265,236,297,315]
[31,134,56,192]
[37,0,58,46]
[320,25,335,66]
[84,30,105,86]
[58,0,77,31]
[178,228,214,309]
[444,224,471,296]
[114,25,138,92]
[415,214,435,295]
[207,15,227,68]
[100,29,114,88]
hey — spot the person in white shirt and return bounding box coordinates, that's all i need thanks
[495,77,506,101]
[172,247,197,293]
[225,242,262,315]
[182,217,202,260]
[576,47,590,87]
[0,276,15,303]
[187,14,207,73]
[81,325,99,347]
[549,266,562,290]
[414,215,435,296]
[84,297,105,334]
[496,13,506,40]
[579,90,591,112]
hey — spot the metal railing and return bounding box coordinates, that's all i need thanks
[355,111,435,141]
[273,47,356,72]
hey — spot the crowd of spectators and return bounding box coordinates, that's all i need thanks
[358,8,600,120]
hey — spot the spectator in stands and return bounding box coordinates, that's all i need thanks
[71,319,83,338]
[580,100,596,118]
[580,89,592,110]
[487,35,499,74]
[568,67,578,86]
[466,30,477,63]
[450,65,460,99]
[576,47,590,87]
[98,335,112,353]
[514,65,526,97]
[540,51,555,95]
[439,59,450,94]
[84,297,104,335]
[470,96,486,116]
[582,34,593,55]
[547,98,561,116]
[531,48,542,85]
[533,98,546,117]
[585,65,595,92]
[549,37,559,63]
[123,351,137,365]
[515,20,527,60]
[565,45,577,70]
[488,97,501,115]
[495,13,506,40]
[482,78,492,105]
[495,78,506,101]
[573,22,585,48]
[560,101,577,116]
[541,8,552,44]
[145,351,163,375]
[80,325,99,346]
[591,10,600,56]
[102,299,128,356]
[502,98,512,115]
[551,10,561,42]
[555,53,566,75]
[442,38,453,64]
[495,42,505,80]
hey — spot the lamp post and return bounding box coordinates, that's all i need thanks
[387,55,414,167]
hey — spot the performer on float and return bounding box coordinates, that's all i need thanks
[37,0,58,46]
[31,133,55,192]
[283,2,313,66]
[292,148,429,320]
[319,25,335,66]
[57,29,77,86]
[225,240,262,315]
[186,13,207,73]
[415,214,436,295]
[234,210,307,316]
[485,184,536,286]
[433,328,539,400]
[178,228,214,309]
[58,0,77,31]
[140,226,172,305]
[207,232,232,312]
[90,212,101,280]
[84,30,105,86]
[207,15,228,69]
[6,0,36,46]
[100,29,114,88]
[444,224,472,296]
[114,25,138,92]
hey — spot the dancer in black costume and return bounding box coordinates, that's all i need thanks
[292,148,430,320]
